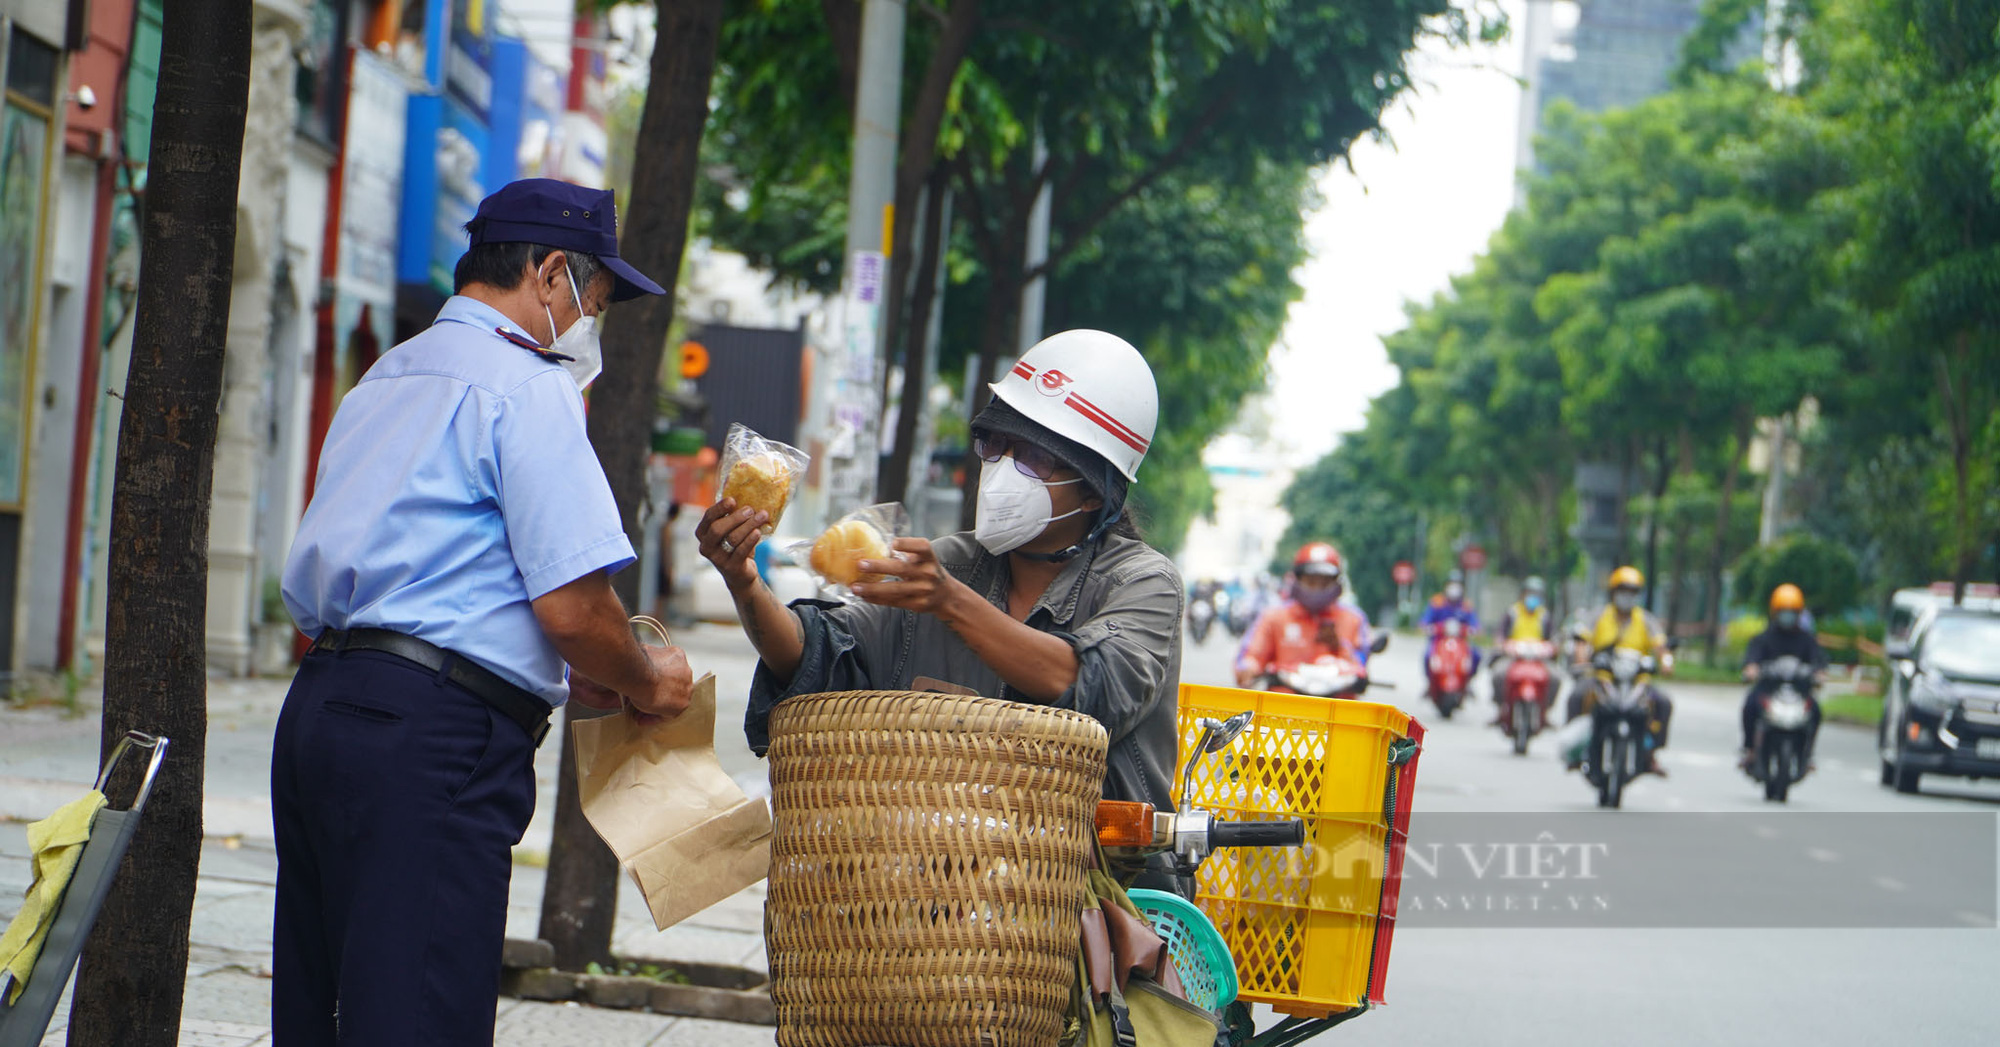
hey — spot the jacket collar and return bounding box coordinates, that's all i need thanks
[971,535,1107,627]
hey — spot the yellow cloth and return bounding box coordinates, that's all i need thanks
[0,789,107,1003]
[1588,605,1666,655]
[1508,603,1548,641]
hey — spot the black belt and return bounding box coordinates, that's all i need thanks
[311,627,552,746]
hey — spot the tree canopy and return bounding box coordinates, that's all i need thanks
[1280,0,2000,646]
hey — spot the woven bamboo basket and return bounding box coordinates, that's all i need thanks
[764,690,1110,1047]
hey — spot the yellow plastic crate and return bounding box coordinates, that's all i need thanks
[1176,684,1413,1018]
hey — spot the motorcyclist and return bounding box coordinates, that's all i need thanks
[1739,583,1828,771]
[1566,566,1675,775]
[1420,568,1482,674]
[1234,542,1369,688]
[1490,576,1554,726]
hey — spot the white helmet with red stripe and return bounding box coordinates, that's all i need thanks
[990,329,1158,480]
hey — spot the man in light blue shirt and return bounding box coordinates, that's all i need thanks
[272,179,692,1046]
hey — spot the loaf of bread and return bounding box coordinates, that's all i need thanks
[809,519,894,586]
[720,451,796,535]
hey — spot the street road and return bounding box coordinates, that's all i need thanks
[1178,626,2000,1045]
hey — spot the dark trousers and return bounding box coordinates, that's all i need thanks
[271,649,537,1046]
[1566,682,1674,750]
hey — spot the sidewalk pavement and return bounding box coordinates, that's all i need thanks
[0,624,780,1047]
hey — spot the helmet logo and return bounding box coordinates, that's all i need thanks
[1036,369,1074,396]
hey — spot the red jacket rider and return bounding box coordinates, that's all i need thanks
[1235,543,1367,686]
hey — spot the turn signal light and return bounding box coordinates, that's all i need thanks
[1095,800,1156,848]
[1908,721,1923,742]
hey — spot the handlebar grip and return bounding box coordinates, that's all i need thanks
[1209,819,1305,850]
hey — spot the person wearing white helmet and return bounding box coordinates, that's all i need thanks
[698,330,1185,865]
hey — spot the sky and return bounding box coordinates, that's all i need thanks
[1264,0,1531,467]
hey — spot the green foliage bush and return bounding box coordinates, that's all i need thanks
[1732,534,1862,616]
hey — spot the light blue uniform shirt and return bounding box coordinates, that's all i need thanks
[282,295,634,705]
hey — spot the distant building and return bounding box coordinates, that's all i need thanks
[1514,0,1758,185]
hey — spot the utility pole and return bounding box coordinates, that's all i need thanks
[1017,129,1051,352]
[1759,415,1788,545]
[807,0,905,526]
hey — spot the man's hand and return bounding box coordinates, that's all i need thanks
[631,644,694,719]
[1743,664,1761,681]
[697,499,768,591]
[850,539,961,618]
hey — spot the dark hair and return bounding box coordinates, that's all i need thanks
[452,230,605,296]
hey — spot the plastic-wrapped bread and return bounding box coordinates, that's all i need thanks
[809,519,894,587]
[720,451,795,534]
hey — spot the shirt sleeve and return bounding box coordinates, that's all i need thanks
[489,372,635,599]
[1237,606,1280,674]
[1055,563,1183,745]
[744,599,895,755]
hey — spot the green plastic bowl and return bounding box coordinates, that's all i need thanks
[1127,887,1238,1012]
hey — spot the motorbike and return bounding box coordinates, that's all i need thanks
[1254,634,1392,698]
[1097,711,1370,1044]
[1496,639,1558,756]
[1583,646,1658,809]
[1425,619,1475,719]
[1225,588,1261,639]
[1745,655,1817,802]
[1188,596,1216,644]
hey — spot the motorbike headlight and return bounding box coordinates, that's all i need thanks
[1909,672,1957,714]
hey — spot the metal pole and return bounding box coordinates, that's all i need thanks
[1018,127,1050,352]
[805,0,905,527]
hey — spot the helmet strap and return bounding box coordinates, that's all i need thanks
[1016,507,1121,564]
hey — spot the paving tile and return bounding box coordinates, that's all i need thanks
[651,1016,781,1047]
[493,998,674,1046]
[181,968,275,1028]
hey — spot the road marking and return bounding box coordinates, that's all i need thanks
[1754,824,1780,839]
[1954,909,1995,928]
[1875,876,1906,892]
[1807,847,1841,863]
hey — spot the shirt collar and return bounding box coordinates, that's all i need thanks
[436,295,532,342]
[975,537,1102,627]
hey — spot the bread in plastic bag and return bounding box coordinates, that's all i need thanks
[717,423,809,536]
[784,503,910,599]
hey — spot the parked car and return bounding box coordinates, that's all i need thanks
[1886,583,2000,653]
[1879,607,2000,794]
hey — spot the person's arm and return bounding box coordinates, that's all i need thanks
[1237,609,1280,686]
[489,371,690,718]
[694,499,808,681]
[533,572,692,716]
[852,539,1078,700]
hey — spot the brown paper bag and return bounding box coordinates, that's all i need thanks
[571,673,773,930]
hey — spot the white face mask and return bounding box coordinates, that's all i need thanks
[543,265,602,390]
[1613,592,1638,613]
[974,458,1084,555]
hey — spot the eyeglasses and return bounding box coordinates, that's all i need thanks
[972,428,1066,481]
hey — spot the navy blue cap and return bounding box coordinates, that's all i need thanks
[467,178,666,302]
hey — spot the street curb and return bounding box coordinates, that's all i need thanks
[499,939,775,1026]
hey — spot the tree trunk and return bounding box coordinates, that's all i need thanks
[1704,410,1755,663]
[1613,438,1636,566]
[956,262,1022,530]
[882,166,949,505]
[540,0,725,972]
[68,1,251,1043]
[1938,336,1975,606]
[1642,434,1669,610]
[877,0,980,412]
[1665,503,1692,637]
